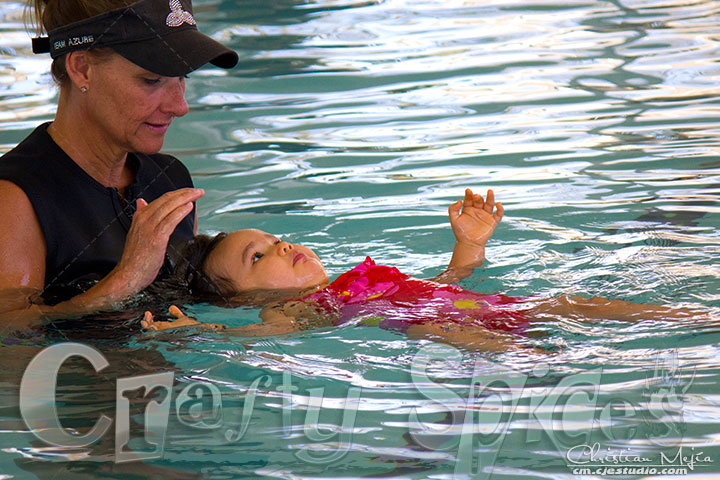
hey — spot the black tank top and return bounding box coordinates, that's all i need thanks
[0,122,195,297]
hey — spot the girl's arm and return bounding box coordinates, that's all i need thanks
[226,302,308,336]
[432,188,504,284]
[142,301,329,336]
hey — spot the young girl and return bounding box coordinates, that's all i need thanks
[142,189,699,351]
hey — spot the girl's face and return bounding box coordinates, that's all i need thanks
[204,229,329,293]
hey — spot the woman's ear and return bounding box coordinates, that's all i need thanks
[64,51,91,91]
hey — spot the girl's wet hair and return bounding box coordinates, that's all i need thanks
[170,232,235,302]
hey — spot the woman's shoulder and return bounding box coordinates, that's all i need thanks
[0,123,62,192]
[0,122,54,168]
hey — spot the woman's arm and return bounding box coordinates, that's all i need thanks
[0,181,204,331]
[432,188,504,284]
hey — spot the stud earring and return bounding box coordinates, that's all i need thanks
[80,86,88,93]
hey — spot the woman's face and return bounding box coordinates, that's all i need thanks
[84,53,189,154]
[204,229,329,293]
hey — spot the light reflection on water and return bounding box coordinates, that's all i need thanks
[1,0,720,478]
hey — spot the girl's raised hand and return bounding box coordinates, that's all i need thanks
[448,188,504,247]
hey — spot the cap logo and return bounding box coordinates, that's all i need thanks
[166,0,196,27]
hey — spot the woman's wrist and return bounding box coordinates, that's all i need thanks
[74,267,139,310]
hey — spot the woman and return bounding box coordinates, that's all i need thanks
[0,0,238,330]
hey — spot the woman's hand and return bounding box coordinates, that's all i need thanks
[142,305,226,332]
[449,188,504,247]
[106,188,204,300]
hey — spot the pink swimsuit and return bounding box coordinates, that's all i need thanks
[305,257,529,334]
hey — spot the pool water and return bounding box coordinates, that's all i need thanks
[1,0,720,478]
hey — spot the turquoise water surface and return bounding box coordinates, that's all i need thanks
[1,0,720,478]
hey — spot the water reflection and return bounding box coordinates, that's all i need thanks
[2,0,720,477]
[0,3,58,147]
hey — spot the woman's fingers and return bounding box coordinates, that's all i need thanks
[115,188,204,294]
[166,201,195,234]
[134,188,203,234]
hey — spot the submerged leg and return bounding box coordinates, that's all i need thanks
[406,321,524,352]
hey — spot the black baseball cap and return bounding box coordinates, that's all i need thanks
[32,0,238,77]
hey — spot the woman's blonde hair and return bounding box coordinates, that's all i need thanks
[25,0,132,85]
